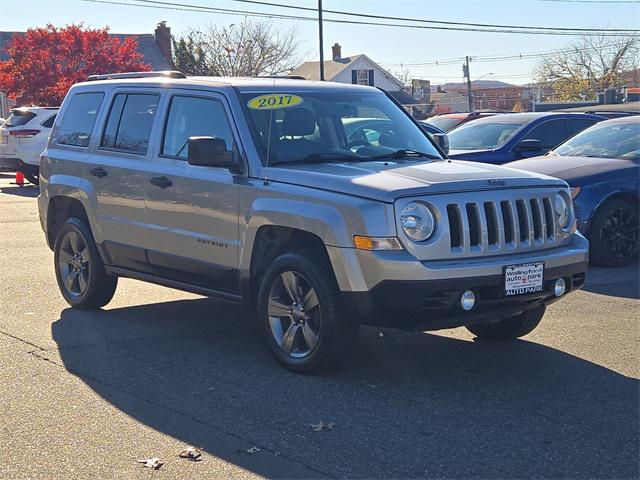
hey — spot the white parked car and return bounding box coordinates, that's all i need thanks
[0,107,59,185]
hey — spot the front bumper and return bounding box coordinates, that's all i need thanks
[328,233,589,330]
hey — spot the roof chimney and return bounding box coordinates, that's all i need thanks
[154,21,173,66]
[332,43,342,62]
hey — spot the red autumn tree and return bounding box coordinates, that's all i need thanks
[0,24,150,105]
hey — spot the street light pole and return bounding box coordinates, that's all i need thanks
[318,0,325,81]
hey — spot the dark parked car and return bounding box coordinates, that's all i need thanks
[506,116,639,267]
[425,111,499,132]
[447,112,605,165]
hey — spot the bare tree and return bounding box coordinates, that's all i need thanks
[173,20,301,77]
[534,35,639,101]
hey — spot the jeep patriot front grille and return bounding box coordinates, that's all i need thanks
[446,194,558,254]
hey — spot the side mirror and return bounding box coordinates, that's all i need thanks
[514,138,543,153]
[432,133,450,155]
[187,136,241,173]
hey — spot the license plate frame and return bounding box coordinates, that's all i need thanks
[504,261,544,296]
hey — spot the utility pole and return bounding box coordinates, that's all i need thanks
[318,0,325,81]
[463,56,473,112]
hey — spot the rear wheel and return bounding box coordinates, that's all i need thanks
[54,218,118,309]
[23,171,39,186]
[589,198,638,267]
[258,251,358,373]
[466,306,545,341]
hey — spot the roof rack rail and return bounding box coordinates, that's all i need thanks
[86,70,187,81]
[258,75,306,80]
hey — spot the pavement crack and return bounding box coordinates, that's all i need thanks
[0,329,47,352]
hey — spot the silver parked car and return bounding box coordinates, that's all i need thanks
[38,72,588,373]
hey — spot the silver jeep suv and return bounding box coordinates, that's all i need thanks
[38,71,588,373]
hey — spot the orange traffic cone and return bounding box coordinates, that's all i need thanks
[15,171,25,187]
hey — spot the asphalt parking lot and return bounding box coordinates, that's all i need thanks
[0,174,638,479]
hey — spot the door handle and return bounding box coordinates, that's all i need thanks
[150,176,173,189]
[89,167,108,178]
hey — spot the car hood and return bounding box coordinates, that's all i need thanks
[261,159,565,203]
[505,155,638,183]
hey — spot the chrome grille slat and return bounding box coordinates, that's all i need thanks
[532,197,546,244]
[459,203,471,252]
[543,197,555,240]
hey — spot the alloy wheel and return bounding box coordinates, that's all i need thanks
[58,230,90,298]
[600,207,639,263]
[267,271,321,358]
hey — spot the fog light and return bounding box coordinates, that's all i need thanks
[554,278,566,297]
[460,290,476,311]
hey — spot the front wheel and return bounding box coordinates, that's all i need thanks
[466,306,546,341]
[589,198,639,268]
[258,251,359,373]
[54,218,118,309]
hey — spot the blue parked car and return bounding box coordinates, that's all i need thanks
[505,116,639,267]
[447,112,605,164]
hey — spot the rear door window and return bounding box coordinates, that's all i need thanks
[56,93,104,147]
[522,119,568,149]
[565,118,599,138]
[100,93,160,154]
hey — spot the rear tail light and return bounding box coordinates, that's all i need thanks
[9,129,41,138]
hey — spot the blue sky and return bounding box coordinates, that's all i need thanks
[1,0,638,84]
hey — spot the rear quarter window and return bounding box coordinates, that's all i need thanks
[41,114,57,129]
[56,92,105,147]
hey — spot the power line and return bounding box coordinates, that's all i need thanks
[380,42,633,67]
[76,0,640,36]
[224,0,640,33]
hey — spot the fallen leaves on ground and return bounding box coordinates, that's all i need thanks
[137,457,164,470]
[178,446,203,461]
[308,421,334,432]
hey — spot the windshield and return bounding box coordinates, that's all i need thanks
[240,91,442,166]
[448,121,523,150]
[553,120,640,160]
[426,116,463,132]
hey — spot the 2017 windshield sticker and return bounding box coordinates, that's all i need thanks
[247,94,303,110]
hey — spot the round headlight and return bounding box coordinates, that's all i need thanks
[554,193,570,229]
[401,202,436,242]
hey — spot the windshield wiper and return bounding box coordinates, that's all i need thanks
[273,152,365,166]
[366,149,441,161]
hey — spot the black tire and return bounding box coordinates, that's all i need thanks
[54,217,118,309]
[258,251,359,373]
[23,171,39,186]
[466,306,546,341]
[588,198,639,268]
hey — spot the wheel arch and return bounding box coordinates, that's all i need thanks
[242,224,335,310]
[45,176,101,249]
[584,189,639,238]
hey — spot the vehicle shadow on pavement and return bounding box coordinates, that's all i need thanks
[583,264,640,299]
[0,184,39,198]
[51,299,639,479]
